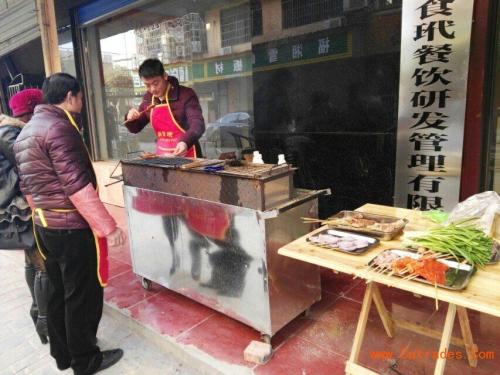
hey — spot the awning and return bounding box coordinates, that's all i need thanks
[0,0,40,58]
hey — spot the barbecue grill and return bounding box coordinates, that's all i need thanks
[121,158,327,341]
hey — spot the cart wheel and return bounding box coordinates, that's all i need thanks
[261,334,271,344]
[141,277,152,291]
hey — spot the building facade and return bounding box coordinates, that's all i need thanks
[0,0,498,216]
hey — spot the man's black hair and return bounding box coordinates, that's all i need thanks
[42,73,81,105]
[138,58,165,78]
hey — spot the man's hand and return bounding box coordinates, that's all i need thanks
[106,227,126,247]
[126,108,140,122]
[173,141,188,156]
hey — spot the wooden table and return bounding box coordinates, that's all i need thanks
[278,204,500,375]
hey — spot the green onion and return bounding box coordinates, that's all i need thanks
[402,220,493,267]
[423,210,449,224]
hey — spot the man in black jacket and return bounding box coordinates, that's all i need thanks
[0,89,48,344]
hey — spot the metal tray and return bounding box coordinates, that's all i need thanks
[368,249,476,290]
[306,228,379,255]
[327,211,408,241]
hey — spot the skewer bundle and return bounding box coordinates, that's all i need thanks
[367,250,449,310]
[367,250,451,285]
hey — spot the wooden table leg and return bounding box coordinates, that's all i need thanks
[434,303,457,375]
[346,281,375,372]
[372,283,394,338]
[457,306,478,367]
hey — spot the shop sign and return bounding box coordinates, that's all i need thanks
[165,65,190,83]
[252,32,349,70]
[189,33,349,81]
[394,0,474,211]
[206,54,252,78]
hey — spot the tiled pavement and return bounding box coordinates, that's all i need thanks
[0,249,197,375]
[2,204,500,375]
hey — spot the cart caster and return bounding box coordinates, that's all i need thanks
[261,334,271,345]
[141,277,152,291]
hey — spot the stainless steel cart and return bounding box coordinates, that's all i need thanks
[121,159,326,341]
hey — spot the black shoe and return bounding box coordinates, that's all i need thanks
[92,349,123,374]
[56,359,71,371]
[38,332,48,345]
[35,316,48,344]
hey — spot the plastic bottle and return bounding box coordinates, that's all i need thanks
[277,154,287,165]
[252,151,264,164]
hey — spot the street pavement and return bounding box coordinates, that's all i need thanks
[0,250,197,375]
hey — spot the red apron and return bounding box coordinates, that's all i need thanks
[150,91,197,157]
[33,210,110,287]
[93,236,109,286]
[48,110,109,287]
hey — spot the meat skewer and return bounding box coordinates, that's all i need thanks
[302,214,406,234]
[370,251,450,286]
[122,103,157,126]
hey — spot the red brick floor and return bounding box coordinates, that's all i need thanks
[104,204,500,374]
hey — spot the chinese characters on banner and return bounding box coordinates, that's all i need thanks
[394,0,474,211]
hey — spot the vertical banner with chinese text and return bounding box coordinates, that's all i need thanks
[394,0,474,211]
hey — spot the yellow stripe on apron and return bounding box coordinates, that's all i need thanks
[32,210,46,260]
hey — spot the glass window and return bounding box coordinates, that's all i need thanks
[82,0,403,216]
[221,4,252,47]
[58,27,76,76]
[282,0,343,29]
[85,0,253,160]
[251,0,263,36]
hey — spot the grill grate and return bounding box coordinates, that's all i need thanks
[221,163,290,178]
[126,157,193,168]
